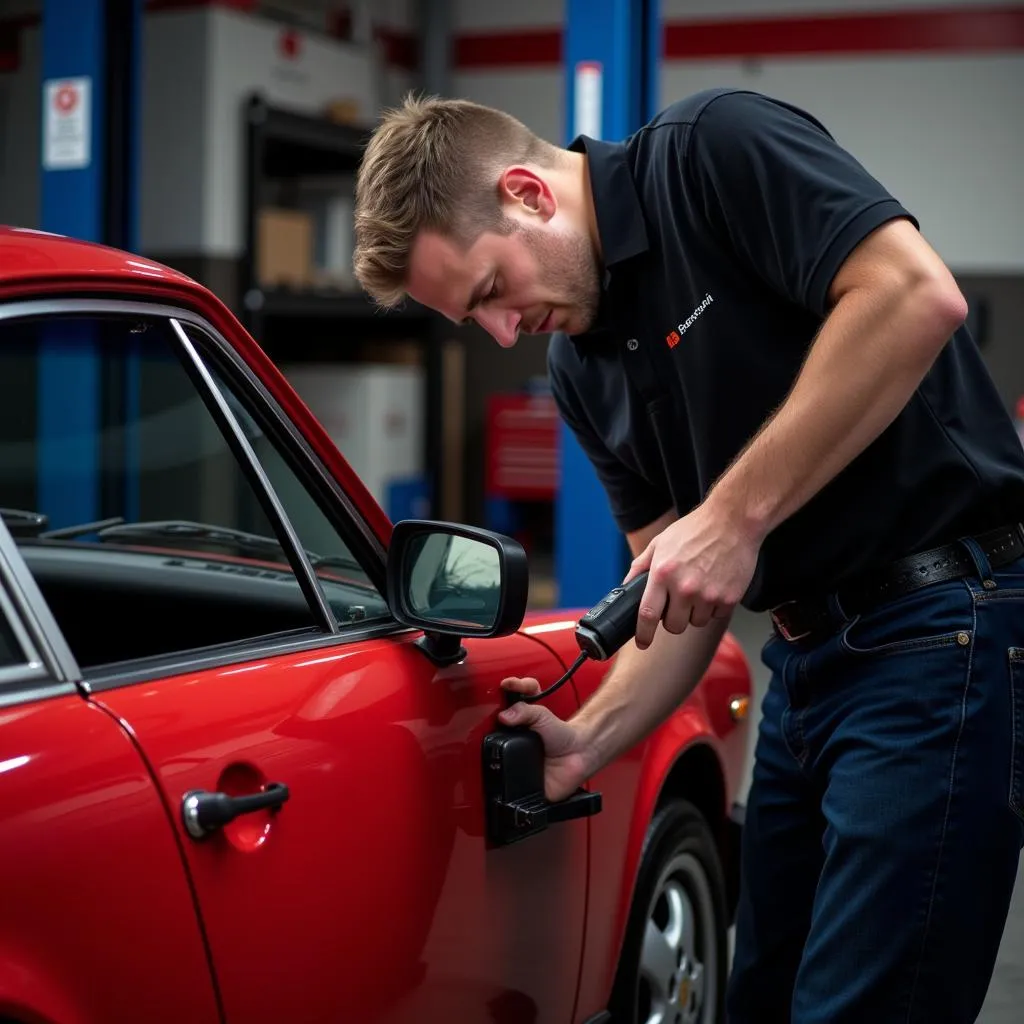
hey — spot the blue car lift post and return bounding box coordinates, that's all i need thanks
[555,0,662,609]
[39,0,143,528]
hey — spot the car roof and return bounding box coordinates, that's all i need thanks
[0,226,195,288]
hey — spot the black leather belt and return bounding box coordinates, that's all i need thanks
[770,521,1024,643]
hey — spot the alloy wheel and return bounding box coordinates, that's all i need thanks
[637,851,718,1024]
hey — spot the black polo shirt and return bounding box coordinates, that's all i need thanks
[547,87,1024,612]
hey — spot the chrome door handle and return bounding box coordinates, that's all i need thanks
[181,782,289,839]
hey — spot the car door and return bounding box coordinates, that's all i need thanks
[0,299,590,1024]
[0,525,218,1020]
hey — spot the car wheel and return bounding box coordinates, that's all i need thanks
[609,799,729,1024]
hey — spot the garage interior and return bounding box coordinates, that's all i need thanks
[0,0,1022,1020]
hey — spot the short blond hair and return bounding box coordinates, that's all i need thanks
[354,93,561,308]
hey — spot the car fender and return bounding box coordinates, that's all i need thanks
[605,630,752,981]
[519,617,752,1016]
[604,701,719,939]
[643,630,753,819]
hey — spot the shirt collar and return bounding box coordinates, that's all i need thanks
[569,134,650,277]
[563,135,650,355]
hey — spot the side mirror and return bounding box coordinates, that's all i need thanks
[386,520,530,666]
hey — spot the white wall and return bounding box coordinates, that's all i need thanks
[454,0,562,30]
[201,7,380,257]
[452,67,562,142]
[659,0,1024,273]
[452,0,562,140]
[662,54,1023,274]
[450,0,1024,273]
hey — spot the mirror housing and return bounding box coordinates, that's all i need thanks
[386,520,530,665]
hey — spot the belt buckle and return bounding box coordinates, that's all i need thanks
[770,600,812,643]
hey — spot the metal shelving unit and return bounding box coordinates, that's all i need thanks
[240,92,446,518]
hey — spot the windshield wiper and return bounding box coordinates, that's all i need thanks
[92,520,291,560]
[308,553,365,573]
[29,514,369,580]
[40,516,126,539]
[87,519,368,577]
[0,507,50,537]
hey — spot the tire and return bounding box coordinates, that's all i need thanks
[608,799,729,1024]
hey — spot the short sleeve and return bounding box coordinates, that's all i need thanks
[685,90,918,315]
[546,334,672,535]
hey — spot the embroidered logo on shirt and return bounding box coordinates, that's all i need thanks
[666,293,714,349]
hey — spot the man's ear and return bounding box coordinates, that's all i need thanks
[499,167,556,220]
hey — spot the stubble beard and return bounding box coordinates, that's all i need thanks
[522,223,601,336]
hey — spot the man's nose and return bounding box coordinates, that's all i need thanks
[475,307,520,348]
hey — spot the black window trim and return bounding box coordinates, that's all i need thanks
[0,517,80,707]
[82,617,409,692]
[167,317,337,634]
[0,297,419,696]
[173,316,390,599]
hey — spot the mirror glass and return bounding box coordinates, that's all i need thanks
[404,532,502,631]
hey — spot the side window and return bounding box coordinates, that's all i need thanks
[0,582,38,671]
[0,614,24,666]
[0,312,326,672]
[179,323,391,628]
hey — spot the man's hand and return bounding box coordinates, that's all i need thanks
[497,678,593,802]
[625,499,761,650]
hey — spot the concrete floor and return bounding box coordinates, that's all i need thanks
[727,607,1024,1023]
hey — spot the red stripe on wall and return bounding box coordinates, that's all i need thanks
[456,29,562,69]
[378,28,418,72]
[664,5,1024,59]
[454,5,1024,68]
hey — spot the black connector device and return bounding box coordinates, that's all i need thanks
[515,570,650,704]
[574,570,649,661]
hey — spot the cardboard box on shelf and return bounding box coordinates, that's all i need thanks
[324,98,362,124]
[257,208,313,289]
[364,341,423,366]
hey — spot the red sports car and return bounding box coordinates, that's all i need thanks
[0,226,751,1024]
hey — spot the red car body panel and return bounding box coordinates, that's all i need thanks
[0,695,220,1024]
[92,629,590,1024]
[0,225,753,1023]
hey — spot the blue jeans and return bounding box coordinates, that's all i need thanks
[726,540,1024,1023]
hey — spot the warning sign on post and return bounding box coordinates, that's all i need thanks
[43,77,91,170]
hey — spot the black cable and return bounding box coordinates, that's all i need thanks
[518,651,589,704]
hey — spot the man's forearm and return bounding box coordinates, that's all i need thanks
[572,615,730,775]
[708,272,966,542]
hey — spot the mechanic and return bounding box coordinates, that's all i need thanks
[352,87,1024,1023]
